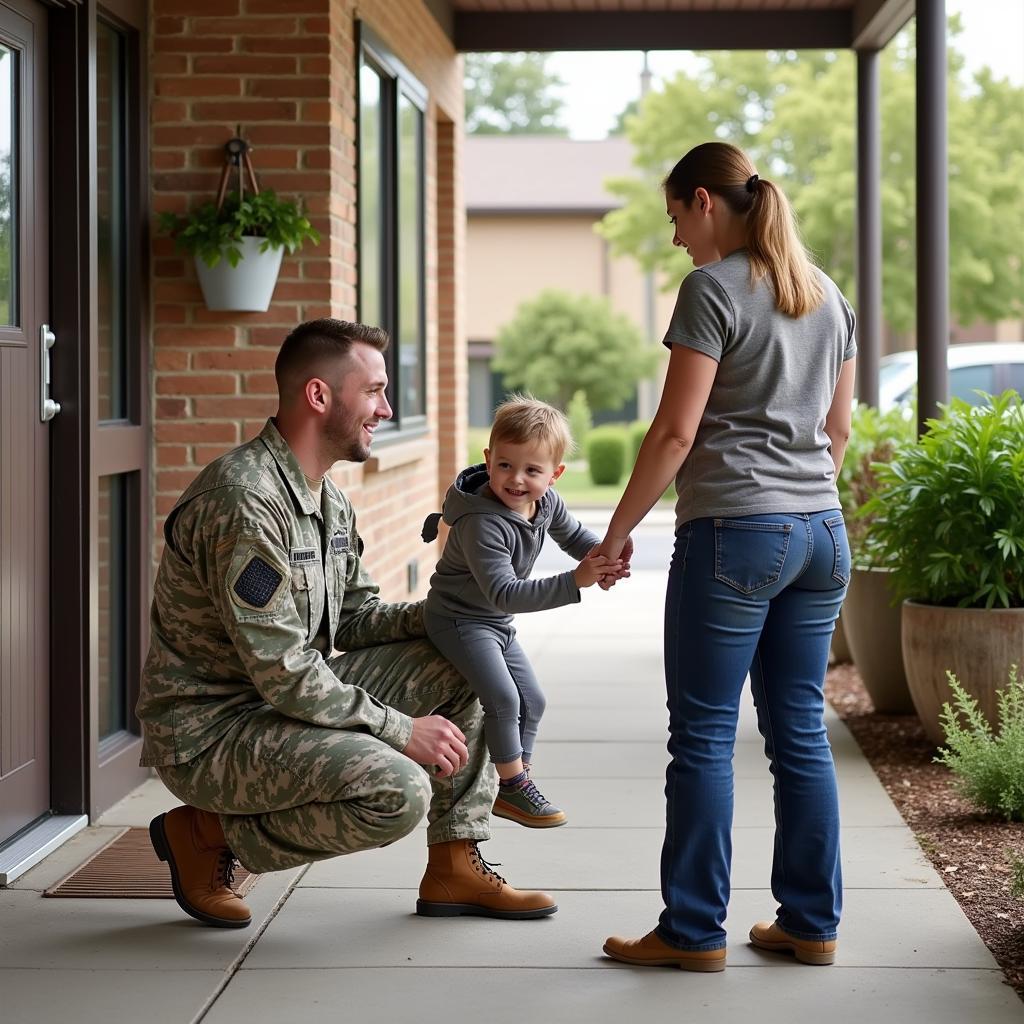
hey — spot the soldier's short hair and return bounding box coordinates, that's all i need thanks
[489,394,573,465]
[275,318,390,396]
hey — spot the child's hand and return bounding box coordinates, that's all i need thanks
[574,553,622,589]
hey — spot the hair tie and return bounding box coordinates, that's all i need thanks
[745,173,759,193]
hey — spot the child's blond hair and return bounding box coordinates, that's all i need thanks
[489,394,573,465]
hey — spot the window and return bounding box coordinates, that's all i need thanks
[357,27,427,432]
[949,364,995,406]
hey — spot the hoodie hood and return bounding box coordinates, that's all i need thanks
[421,463,556,543]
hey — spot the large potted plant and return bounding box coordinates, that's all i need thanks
[836,403,916,712]
[864,391,1024,745]
[159,189,320,312]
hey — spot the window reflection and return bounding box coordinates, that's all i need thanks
[397,94,424,419]
[0,45,16,326]
[359,62,382,330]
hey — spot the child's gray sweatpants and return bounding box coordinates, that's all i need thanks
[425,610,544,766]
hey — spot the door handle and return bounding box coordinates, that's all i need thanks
[40,323,61,422]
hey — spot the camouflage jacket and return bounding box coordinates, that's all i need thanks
[137,419,422,767]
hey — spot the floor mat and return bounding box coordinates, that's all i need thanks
[43,827,258,898]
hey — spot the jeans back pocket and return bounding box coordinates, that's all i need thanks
[714,519,793,595]
[823,515,851,586]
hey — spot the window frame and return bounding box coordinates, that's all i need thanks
[356,24,427,439]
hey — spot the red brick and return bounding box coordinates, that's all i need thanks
[154,303,188,324]
[155,350,190,371]
[157,373,238,395]
[153,171,229,193]
[154,36,235,54]
[259,171,330,193]
[158,469,201,492]
[156,77,243,98]
[154,281,202,303]
[239,36,327,54]
[246,0,323,11]
[270,281,326,301]
[155,16,185,34]
[155,259,186,277]
[156,422,239,444]
[202,16,298,35]
[159,444,190,466]
[157,398,189,419]
[193,396,275,418]
[154,326,238,348]
[194,444,237,463]
[193,305,298,325]
[193,349,277,370]
[192,55,296,75]
[247,77,328,98]
[162,0,239,13]
[244,124,329,146]
[152,100,189,123]
[242,372,277,393]
[156,495,178,516]
[301,16,330,34]
[155,125,237,147]
[192,100,297,121]
[247,326,289,347]
[151,54,189,75]
[299,56,330,76]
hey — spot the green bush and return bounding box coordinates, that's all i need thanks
[1008,850,1024,899]
[863,392,1024,607]
[566,390,592,458]
[935,666,1024,821]
[587,426,627,486]
[629,420,650,464]
[838,403,915,565]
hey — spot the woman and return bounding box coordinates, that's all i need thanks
[599,142,856,972]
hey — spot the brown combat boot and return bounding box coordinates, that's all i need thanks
[603,930,727,972]
[749,920,836,965]
[416,839,557,919]
[149,805,252,929]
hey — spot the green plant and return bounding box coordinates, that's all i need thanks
[1008,850,1024,899]
[566,390,592,458]
[838,403,915,564]
[629,420,651,464]
[159,189,320,268]
[587,426,627,486]
[935,666,1024,821]
[862,391,1024,607]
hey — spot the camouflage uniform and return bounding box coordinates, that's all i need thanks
[137,420,496,873]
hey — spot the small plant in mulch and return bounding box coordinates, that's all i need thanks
[1008,850,1024,899]
[935,666,1024,820]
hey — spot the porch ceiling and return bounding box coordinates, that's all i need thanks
[450,0,914,51]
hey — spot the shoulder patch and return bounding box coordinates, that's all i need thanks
[232,555,284,609]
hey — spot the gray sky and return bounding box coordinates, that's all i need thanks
[548,0,1024,139]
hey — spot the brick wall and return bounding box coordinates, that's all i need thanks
[150,0,462,600]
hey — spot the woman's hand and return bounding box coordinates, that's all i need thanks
[591,535,633,589]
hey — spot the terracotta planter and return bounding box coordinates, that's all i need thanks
[901,602,1024,747]
[842,567,913,713]
[830,613,852,664]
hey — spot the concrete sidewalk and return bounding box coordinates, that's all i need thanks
[3,570,1021,1023]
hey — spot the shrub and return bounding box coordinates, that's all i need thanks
[587,426,627,485]
[935,666,1024,821]
[838,403,915,565]
[1008,850,1024,899]
[566,390,592,457]
[629,420,650,464]
[863,391,1024,607]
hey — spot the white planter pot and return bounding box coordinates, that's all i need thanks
[194,236,284,312]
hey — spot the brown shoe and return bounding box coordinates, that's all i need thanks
[603,930,727,972]
[149,806,252,929]
[749,920,836,965]
[416,839,557,920]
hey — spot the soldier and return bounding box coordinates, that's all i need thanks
[137,318,557,928]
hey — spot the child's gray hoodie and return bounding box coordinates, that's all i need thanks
[423,464,599,624]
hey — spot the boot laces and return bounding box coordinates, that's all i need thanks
[216,848,239,892]
[519,778,552,811]
[469,842,507,887]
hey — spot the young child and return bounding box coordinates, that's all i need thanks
[421,396,620,828]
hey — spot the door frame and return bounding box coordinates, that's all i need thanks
[47,0,150,822]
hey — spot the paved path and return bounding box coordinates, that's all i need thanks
[3,555,1021,1021]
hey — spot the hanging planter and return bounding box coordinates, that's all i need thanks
[159,136,320,313]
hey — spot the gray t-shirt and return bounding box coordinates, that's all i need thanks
[664,249,857,528]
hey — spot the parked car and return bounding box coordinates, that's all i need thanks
[878,342,1024,411]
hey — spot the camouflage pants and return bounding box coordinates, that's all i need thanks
[156,639,497,873]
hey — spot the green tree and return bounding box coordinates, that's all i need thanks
[493,290,658,413]
[599,22,1024,333]
[464,53,567,135]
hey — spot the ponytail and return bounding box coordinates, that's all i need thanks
[663,142,824,318]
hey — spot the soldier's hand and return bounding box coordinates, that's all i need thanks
[403,715,469,778]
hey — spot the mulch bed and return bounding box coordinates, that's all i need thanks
[825,663,1024,1000]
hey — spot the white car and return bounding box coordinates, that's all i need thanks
[878,342,1024,411]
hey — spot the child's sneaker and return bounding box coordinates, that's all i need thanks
[493,778,567,828]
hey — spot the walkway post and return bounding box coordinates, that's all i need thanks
[856,48,882,408]
[915,0,949,434]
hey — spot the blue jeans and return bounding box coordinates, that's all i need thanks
[656,511,849,951]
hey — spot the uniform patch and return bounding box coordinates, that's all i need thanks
[232,556,284,609]
[289,547,318,565]
[330,530,349,553]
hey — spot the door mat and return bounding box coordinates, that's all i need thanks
[43,827,258,899]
